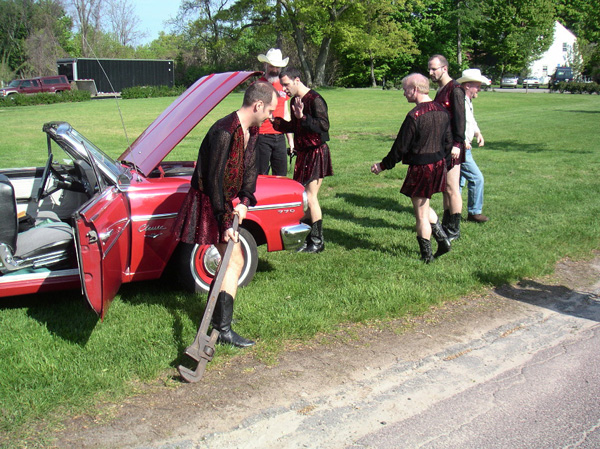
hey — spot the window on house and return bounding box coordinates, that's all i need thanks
[563,42,568,52]
[543,66,548,75]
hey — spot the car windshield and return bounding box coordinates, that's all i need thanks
[70,129,131,182]
[7,80,21,87]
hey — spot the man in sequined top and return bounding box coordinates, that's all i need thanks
[429,54,466,242]
[175,81,278,348]
[370,73,452,263]
[272,67,333,254]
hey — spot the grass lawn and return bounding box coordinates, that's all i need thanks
[1,88,599,446]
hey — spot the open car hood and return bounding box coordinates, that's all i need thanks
[118,71,260,177]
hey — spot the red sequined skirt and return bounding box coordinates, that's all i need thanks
[293,144,333,186]
[400,159,447,199]
[173,187,225,245]
[447,147,465,170]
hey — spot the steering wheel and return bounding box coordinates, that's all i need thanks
[36,153,54,202]
[36,154,71,201]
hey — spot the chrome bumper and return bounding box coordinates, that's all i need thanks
[281,223,311,250]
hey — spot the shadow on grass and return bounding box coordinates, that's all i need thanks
[324,193,414,236]
[256,257,275,274]
[486,140,549,153]
[563,110,600,114]
[3,255,275,364]
[487,140,595,155]
[0,290,100,345]
[325,226,413,256]
[336,192,414,214]
[117,278,200,366]
[475,273,600,323]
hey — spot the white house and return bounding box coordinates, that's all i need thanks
[529,21,581,82]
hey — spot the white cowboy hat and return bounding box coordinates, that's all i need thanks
[457,68,491,85]
[257,48,289,68]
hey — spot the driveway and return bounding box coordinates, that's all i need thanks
[53,255,600,449]
[490,87,550,93]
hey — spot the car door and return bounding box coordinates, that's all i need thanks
[31,79,42,94]
[74,187,131,319]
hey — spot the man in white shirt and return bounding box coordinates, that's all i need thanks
[457,68,490,223]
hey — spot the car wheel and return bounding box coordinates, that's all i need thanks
[176,227,258,293]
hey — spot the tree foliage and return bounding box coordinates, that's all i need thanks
[336,0,418,87]
[473,0,556,78]
[1,0,598,87]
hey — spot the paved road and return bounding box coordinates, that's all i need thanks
[489,87,550,93]
[134,263,600,449]
[352,320,600,448]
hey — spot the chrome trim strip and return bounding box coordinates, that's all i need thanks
[132,213,178,222]
[131,202,303,221]
[0,268,79,284]
[249,201,302,212]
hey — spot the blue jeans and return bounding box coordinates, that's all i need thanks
[459,149,484,215]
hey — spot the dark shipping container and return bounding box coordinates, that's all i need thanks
[57,58,174,93]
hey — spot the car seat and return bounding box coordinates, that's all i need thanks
[0,174,74,274]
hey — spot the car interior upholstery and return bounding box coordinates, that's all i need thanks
[0,174,74,274]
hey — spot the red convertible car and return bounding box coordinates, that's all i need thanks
[0,71,310,318]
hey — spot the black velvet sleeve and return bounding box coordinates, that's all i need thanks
[450,86,466,148]
[272,116,293,133]
[381,115,415,170]
[302,95,329,133]
[444,119,453,157]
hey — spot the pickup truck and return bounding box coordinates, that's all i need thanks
[0,75,71,97]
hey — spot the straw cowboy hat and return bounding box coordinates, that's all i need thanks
[457,68,491,85]
[257,48,289,67]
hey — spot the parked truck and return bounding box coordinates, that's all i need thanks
[57,58,174,96]
[548,66,574,87]
[0,75,71,97]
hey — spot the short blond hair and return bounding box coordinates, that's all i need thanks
[402,73,430,94]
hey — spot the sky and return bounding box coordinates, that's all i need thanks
[130,0,183,45]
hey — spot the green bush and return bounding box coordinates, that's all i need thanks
[121,85,185,99]
[383,80,396,90]
[549,81,600,94]
[0,90,91,107]
[585,82,600,94]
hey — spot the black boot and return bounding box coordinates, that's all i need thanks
[446,213,461,242]
[442,209,450,234]
[417,236,434,264]
[431,220,451,258]
[301,219,324,253]
[211,292,255,348]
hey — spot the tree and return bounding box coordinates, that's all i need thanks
[279,0,354,86]
[66,0,104,56]
[475,0,556,78]
[25,1,74,76]
[0,0,74,80]
[178,0,238,70]
[0,0,33,79]
[106,0,143,47]
[337,0,417,87]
